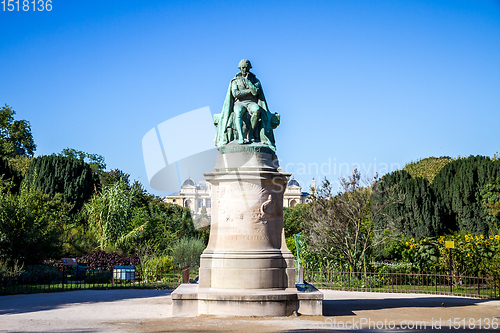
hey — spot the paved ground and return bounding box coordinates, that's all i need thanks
[1,289,499,332]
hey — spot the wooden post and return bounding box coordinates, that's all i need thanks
[182,266,190,284]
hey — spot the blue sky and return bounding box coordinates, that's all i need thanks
[1,0,499,195]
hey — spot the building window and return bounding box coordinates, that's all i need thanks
[173,199,176,203]
[198,199,203,209]
[206,199,211,208]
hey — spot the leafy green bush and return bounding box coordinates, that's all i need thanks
[0,259,24,279]
[144,255,174,271]
[371,261,418,274]
[20,265,63,284]
[140,255,174,282]
[387,231,500,276]
[283,203,309,238]
[85,270,112,284]
[172,238,206,269]
[0,185,70,265]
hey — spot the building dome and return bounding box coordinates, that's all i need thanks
[287,178,300,188]
[181,177,196,187]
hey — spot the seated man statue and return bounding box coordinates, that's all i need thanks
[214,59,280,151]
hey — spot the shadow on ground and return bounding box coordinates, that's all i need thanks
[280,326,492,333]
[323,296,490,316]
[0,289,172,315]
[6,330,99,333]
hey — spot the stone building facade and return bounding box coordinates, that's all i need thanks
[163,176,313,216]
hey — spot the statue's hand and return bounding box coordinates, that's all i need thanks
[234,89,251,99]
[247,79,258,96]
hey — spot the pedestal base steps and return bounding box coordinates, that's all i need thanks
[172,284,323,316]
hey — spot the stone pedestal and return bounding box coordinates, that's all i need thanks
[172,147,323,316]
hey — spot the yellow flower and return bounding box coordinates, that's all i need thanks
[476,242,482,246]
[480,235,484,239]
[490,236,494,240]
[467,253,471,257]
[405,242,410,246]
[495,235,500,240]
[485,241,490,246]
[410,238,415,243]
[452,236,455,238]
[475,236,479,240]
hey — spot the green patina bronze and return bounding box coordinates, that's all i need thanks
[214,59,280,153]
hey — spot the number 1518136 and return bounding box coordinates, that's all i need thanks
[2,0,53,11]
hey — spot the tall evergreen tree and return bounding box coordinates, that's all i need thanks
[373,170,446,239]
[432,156,500,234]
[23,155,99,212]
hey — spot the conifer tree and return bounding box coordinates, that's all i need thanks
[432,156,500,234]
[23,155,99,212]
[373,170,446,239]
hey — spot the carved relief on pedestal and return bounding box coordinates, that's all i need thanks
[260,193,277,220]
[215,181,281,224]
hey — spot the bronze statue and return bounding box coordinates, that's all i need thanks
[214,59,279,152]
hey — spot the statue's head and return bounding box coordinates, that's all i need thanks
[238,59,252,75]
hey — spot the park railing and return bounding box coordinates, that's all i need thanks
[0,267,186,296]
[3,267,497,299]
[304,270,498,299]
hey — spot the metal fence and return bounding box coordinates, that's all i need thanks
[0,267,184,296]
[3,267,498,300]
[305,270,498,299]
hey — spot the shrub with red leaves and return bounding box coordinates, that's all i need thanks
[78,250,140,270]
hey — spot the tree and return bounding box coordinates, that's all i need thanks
[7,156,33,177]
[283,203,309,238]
[100,169,130,187]
[58,148,106,178]
[306,169,401,273]
[100,169,152,207]
[403,156,453,183]
[0,157,22,193]
[0,185,71,265]
[119,200,196,255]
[84,178,137,250]
[23,155,99,212]
[432,156,500,234]
[480,178,500,225]
[0,104,36,158]
[372,170,447,239]
[171,237,206,269]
